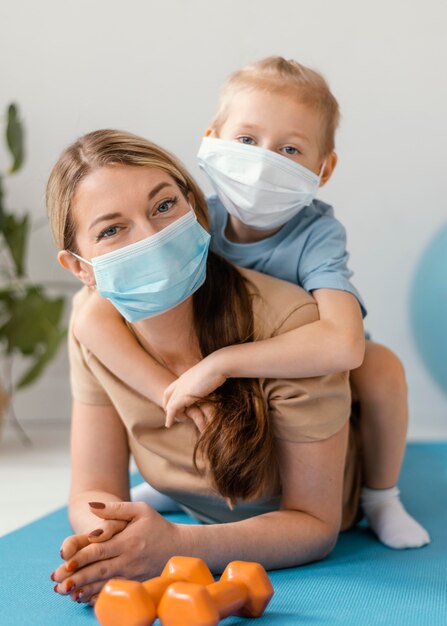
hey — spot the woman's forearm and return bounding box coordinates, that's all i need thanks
[174,509,338,573]
[68,490,124,534]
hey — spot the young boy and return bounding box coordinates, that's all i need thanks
[72,57,429,549]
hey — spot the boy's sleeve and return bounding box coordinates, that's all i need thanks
[298,214,367,317]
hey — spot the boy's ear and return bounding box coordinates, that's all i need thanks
[319,151,337,187]
[204,127,217,138]
[58,250,96,287]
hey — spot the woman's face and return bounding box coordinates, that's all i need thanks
[72,165,192,264]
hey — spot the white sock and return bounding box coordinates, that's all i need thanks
[131,482,181,512]
[361,486,430,549]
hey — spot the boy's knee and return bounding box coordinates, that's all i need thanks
[377,345,406,388]
[353,343,407,400]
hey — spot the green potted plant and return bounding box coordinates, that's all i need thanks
[0,104,66,442]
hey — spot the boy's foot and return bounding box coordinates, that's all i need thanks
[361,486,430,549]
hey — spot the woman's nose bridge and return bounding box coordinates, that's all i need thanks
[135,216,159,239]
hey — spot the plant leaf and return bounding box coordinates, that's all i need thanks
[1,212,29,276]
[0,175,4,230]
[6,104,25,174]
[0,287,65,355]
[16,326,67,389]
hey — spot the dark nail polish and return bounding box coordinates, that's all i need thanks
[88,502,105,509]
[66,560,78,573]
[60,548,65,560]
[88,528,104,537]
[53,584,59,593]
[50,572,55,581]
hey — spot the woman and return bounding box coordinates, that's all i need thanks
[48,130,359,605]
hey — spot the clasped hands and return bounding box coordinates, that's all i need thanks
[51,501,180,606]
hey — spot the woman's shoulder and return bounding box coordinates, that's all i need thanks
[72,284,93,311]
[237,267,319,338]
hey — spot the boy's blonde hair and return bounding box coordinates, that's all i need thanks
[211,56,340,157]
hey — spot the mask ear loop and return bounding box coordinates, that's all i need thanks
[318,159,327,180]
[69,250,93,266]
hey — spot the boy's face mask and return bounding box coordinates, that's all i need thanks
[198,137,324,231]
[70,211,211,323]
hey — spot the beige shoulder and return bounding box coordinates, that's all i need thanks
[71,286,120,341]
[237,267,319,339]
[73,286,120,313]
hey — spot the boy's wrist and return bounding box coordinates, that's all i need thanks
[207,344,244,379]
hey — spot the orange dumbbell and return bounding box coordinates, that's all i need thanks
[158,560,274,626]
[95,556,214,626]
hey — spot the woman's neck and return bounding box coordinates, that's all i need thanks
[131,297,201,375]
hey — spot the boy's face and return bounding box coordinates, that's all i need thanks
[212,88,328,176]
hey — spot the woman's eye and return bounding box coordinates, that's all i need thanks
[238,136,255,145]
[97,225,119,240]
[282,146,300,155]
[156,198,177,213]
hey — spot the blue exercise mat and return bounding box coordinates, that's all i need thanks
[1,443,446,625]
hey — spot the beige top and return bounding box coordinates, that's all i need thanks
[69,267,360,527]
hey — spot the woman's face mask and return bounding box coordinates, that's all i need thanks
[197,137,324,230]
[71,210,210,323]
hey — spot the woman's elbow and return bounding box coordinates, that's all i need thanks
[306,516,341,562]
[318,526,340,559]
[291,518,341,566]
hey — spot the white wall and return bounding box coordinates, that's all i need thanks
[1,0,446,437]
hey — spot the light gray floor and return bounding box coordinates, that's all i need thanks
[0,419,140,538]
[0,420,71,537]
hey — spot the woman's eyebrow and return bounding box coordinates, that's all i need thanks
[89,212,122,231]
[88,182,176,231]
[148,181,175,200]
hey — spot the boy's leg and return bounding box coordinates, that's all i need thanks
[350,341,429,549]
[131,482,181,512]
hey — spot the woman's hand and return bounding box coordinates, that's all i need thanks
[163,355,227,428]
[58,519,128,564]
[51,501,180,605]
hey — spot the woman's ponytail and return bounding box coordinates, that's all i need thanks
[193,252,277,505]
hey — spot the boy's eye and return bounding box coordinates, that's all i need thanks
[156,197,177,214]
[237,136,255,145]
[97,225,119,240]
[281,146,300,155]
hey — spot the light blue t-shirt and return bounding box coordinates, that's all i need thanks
[207,195,367,318]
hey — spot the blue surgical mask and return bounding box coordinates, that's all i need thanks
[71,211,211,322]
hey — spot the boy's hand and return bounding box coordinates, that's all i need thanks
[172,402,215,433]
[163,356,227,429]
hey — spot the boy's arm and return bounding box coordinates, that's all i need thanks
[163,289,364,423]
[73,293,176,407]
[225,288,365,374]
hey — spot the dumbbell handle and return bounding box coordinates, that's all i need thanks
[207,580,248,619]
[141,555,215,607]
[142,576,177,607]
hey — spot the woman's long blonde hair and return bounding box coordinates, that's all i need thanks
[47,129,276,505]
